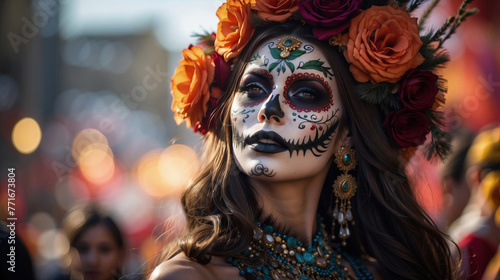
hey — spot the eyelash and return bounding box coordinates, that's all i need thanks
[239,82,268,97]
[289,87,320,100]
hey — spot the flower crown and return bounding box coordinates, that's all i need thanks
[170,0,477,161]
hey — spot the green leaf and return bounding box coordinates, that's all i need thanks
[250,53,262,63]
[269,61,280,73]
[298,59,334,77]
[300,60,324,68]
[269,46,282,59]
[423,110,451,161]
[287,50,306,60]
[285,60,295,73]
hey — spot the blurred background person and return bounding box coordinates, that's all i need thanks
[439,128,477,232]
[58,202,125,280]
[454,125,500,280]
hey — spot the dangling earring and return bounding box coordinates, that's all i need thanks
[332,146,357,246]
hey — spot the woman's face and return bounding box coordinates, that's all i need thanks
[73,224,123,280]
[231,36,343,181]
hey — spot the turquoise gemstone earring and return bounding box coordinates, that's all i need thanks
[332,146,357,246]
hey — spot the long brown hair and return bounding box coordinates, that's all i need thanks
[160,22,458,279]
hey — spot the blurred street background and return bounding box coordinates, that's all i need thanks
[0,0,499,279]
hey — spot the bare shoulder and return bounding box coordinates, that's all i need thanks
[149,253,216,280]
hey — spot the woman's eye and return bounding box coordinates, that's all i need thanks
[99,245,112,254]
[294,90,316,99]
[290,88,319,101]
[286,80,330,109]
[241,83,267,98]
[249,86,263,94]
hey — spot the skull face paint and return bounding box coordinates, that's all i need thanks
[231,37,343,181]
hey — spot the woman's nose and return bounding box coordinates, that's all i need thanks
[258,93,285,124]
[83,250,99,266]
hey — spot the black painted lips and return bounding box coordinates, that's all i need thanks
[245,131,289,154]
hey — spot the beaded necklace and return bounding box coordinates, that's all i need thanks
[227,216,373,280]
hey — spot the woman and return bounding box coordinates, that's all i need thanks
[151,0,476,279]
[61,203,125,280]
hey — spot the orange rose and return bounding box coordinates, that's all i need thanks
[214,0,255,62]
[171,46,215,128]
[342,5,424,84]
[251,0,298,22]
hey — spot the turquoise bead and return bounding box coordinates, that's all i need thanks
[284,39,293,46]
[287,236,297,248]
[342,181,349,191]
[304,252,315,265]
[344,153,351,164]
[299,276,309,280]
[264,225,273,233]
[264,276,272,280]
[295,252,304,263]
[262,267,270,275]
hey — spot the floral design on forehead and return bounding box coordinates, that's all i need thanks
[248,37,334,79]
[170,0,478,161]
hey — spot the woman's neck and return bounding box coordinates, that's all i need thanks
[249,167,330,245]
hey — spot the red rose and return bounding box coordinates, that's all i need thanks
[298,0,361,40]
[399,70,439,110]
[213,52,232,91]
[384,108,430,147]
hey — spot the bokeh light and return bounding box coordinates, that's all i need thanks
[72,129,115,185]
[11,117,42,154]
[134,150,167,198]
[159,144,200,192]
[28,212,57,233]
[72,128,109,160]
[134,144,199,198]
[78,143,115,184]
[38,229,70,260]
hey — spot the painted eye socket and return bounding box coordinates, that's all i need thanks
[238,73,273,106]
[286,79,330,109]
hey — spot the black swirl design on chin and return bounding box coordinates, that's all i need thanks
[249,163,276,177]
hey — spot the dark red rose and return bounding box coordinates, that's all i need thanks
[213,51,232,91]
[193,96,221,135]
[297,0,361,40]
[398,69,439,110]
[384,108,430,147]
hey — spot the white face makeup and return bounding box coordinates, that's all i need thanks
[231,37,343,181]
